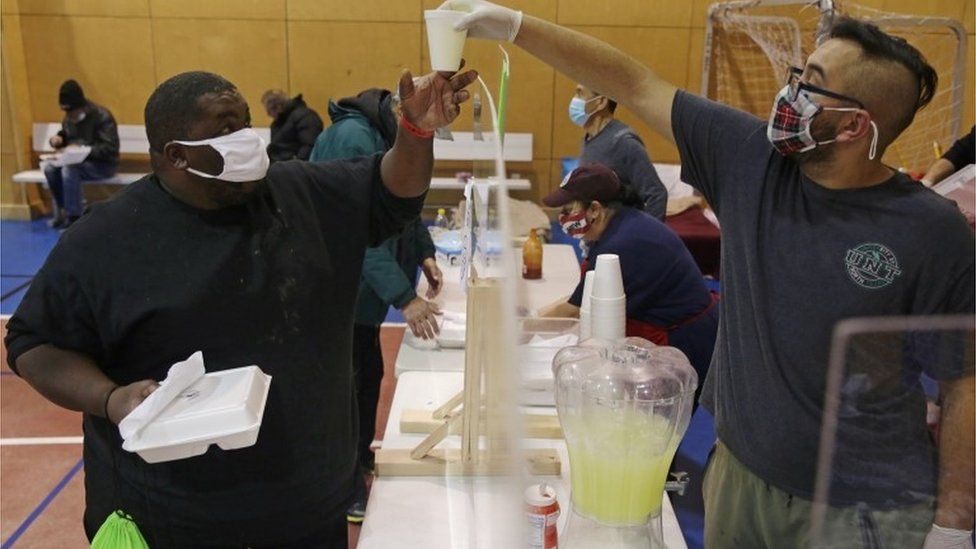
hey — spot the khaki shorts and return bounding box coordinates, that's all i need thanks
[703,442,934,549]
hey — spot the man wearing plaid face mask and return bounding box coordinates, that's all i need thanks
[448,2,975,547]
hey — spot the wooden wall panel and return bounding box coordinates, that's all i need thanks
[152,19,289,127]
[1,61,25,207]
[1,14,33,171]
[965,34,975,130]
[20,15,155,124]
[422,0,557,21]
[15,0,149,17]
[551,26,691,164]
[288,21,421,120]
[548,158,566,191]
[884,0,964,21]
[557,0,691,28]
[420,31,556,160]
[2,75,14,156]
[0,154,26,207]
[1,0,973,218]
[686,28,706,97]
[150,0,285,20]
[524,158,552,203]
[288,0,421,22]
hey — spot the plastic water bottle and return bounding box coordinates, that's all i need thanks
[434,208,449,230]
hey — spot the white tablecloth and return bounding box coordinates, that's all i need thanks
[417,243,582,316]
[398,244,581,378]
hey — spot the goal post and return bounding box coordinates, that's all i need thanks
[701,0,969,173]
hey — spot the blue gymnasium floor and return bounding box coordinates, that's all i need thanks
[0,218,716,549]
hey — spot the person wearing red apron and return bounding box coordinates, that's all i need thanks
[542,163,718,403]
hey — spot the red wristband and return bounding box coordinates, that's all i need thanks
[400,117,435,139]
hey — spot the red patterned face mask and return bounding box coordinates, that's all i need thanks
[558,210,590,239]
[767,68,878,159]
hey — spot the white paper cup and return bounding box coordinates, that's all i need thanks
[580,270,595,313]
[579,310,592,341]
[590,292,626,341]
[590,307,626,319]
[424,10,468,72]
[589,295,625,306]
[593,254,625,299]
[591,317,625,340]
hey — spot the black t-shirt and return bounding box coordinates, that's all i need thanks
[671,90,974,507]
[4,155,424,544]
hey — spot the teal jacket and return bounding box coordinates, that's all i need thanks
[310,97,435,326]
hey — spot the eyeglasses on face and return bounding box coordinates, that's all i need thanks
[784,66,865,109]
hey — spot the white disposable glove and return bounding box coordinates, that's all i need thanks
[923,524,974,549]
[437,0,523,42]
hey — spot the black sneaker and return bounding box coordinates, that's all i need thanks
[59,216,80,231]
[346,500,366,523]
[48,215,67,229]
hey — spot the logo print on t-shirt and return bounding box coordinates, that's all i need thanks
[845,243,902,289]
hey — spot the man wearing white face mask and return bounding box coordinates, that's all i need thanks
[571,83,669,220]
[445,2,975,547]
[5,68,477,547]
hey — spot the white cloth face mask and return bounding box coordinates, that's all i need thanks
[173,128,270,182]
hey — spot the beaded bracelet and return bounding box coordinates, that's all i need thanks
[400,116,434,139]
[103,385,121,423]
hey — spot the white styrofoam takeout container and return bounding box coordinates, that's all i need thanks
[122,366,272,464]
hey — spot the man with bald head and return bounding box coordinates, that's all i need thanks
[450,2,974,547]
[5,66,476,547]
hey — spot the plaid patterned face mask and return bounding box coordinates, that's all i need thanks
[766,84,878,160]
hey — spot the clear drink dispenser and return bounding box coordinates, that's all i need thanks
[553,337,698,548]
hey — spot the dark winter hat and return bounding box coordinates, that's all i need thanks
[542,163,622,207]
[59,79,86,110]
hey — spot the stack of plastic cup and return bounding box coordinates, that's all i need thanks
[579,270,595,341]
[590,254,626,340]
[424,10,468,72]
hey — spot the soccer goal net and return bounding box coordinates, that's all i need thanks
[702,0,968,173]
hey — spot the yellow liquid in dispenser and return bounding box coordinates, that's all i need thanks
[565,410,678,525]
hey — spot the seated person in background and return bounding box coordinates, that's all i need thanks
[572,83,668,220]
[541,163,718,400]
[309,87,443,523]
[921,125,974,186]
[262,89,323,162]
[44,79,119,229]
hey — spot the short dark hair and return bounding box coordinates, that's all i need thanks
[607,174,645,210]
[593,90,618,114]
[828,16,937,136]
[144,71,237,152]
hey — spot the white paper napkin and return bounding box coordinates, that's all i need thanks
[118,351,206,442]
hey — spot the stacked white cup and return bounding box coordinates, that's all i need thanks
[590,254,626,340]
[579,270,595,341]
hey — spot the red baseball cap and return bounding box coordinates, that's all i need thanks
[542,163,622,207]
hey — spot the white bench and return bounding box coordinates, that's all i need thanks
[12,123,274,187]
[13,123,534,190]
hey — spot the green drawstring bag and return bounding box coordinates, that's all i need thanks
[90,510,149,549]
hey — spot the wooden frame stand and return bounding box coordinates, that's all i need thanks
[376,278,561,477]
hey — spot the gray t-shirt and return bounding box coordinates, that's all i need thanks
[671,90,975,507]
[580,119,668,219]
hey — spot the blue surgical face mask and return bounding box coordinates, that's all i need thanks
[568,96,601,127]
